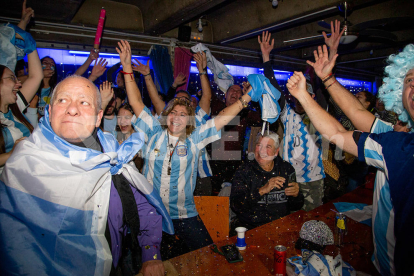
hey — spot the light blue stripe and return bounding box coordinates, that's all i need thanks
[0,184,97,276]
[374,178,393,275]
[365,149,384,162]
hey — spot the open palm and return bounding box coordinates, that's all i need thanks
[306,45,337,79]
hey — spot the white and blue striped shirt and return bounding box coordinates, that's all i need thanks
[194,106,212,178]
[280,104,325,183]
[0,92,30,174]
[368,118,396,275]
[133,106,221,219]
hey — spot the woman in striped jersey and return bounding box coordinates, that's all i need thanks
[116,40,255,259]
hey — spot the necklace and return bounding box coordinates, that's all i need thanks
[167,134,180,175]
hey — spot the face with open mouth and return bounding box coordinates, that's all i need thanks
[225,85,243,106]
[42,57,56,78]
[1,68,21,108]
[402,68,414,121]
[167,104,189,137]
[117,108,134,135]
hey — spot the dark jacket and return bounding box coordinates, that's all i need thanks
[230,156,304,228]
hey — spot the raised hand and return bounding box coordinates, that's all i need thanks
[323,20,345,60]
[88,49,99,62]
[194,52,207,73]
[242,81,251,95]
[284,182,299,197]
[306,45,338,80]
[172,72,187,88]
[286,71,308,99]
[18,0,34,30]
[116,40,132,68]
[258,31,274,62]
[90,58,108,79]
[132,59,150,75]
[100,81,114,107]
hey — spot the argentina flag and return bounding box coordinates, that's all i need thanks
[0,108,173,275]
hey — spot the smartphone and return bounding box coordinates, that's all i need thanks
[221,244,243,263]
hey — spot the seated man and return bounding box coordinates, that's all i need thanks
[230,132,304,230]
[0,75,173,276]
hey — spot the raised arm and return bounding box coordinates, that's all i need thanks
[259,31,286,110]
[214,87,252,131]
[117,41,145,116]
[132,59,165,115]
[307,45,375,132]
[74,49,99,76]
[194,52,211,113]
[99,81,114,112]
[88,58,108,82]
[20,49,43,103]
[287,71,357,156]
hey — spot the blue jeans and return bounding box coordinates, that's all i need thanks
[161,215,213,260]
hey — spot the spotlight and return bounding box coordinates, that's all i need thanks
[272,0,278,8]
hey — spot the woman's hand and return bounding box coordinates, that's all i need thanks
[132,59,150,75]
[258,31,274,62]
[116,40,132,69]
[18,0,34,31]
[194,52,207,73]
[100,81,114,106]
[89,58,108,81]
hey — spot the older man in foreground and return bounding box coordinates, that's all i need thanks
[230,132,304,230]
[0,75,173,276]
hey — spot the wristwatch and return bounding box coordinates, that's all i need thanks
[239,97,248,108]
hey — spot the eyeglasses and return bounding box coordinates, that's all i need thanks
[2,75,18,83]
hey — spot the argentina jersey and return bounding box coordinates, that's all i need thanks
[132,106,221,219]
[280,104,325,183]
[195,106,213,178]
[369,118,396,275]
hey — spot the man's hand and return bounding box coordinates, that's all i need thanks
[116,40,132,69]
[141,260,164,276]
[18,0,34,30]
[323,20,345,61]
[100,81,114,106]
[286,71,308,100]
[90,58,108,80]
[258,31,274,63]
[259,176,285,195]
[242,81,251,95]
[306,45,338,80]
[132,59,150,75]
[194,51,207,73]
[285,182,299,197]
[172,72,187,88]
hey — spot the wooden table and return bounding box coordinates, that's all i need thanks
[170,187,379,275]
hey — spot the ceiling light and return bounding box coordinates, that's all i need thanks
[340,35,358,44]
[272,0,278,8]
[198,18,203,32]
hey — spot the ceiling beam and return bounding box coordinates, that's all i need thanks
[141,0,229,35]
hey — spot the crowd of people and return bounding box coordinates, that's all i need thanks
[0,2,413,276]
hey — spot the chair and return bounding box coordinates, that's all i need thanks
[194,196,229,243]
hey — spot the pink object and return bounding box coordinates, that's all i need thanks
[93,8,106,49]
[173,47,192,91]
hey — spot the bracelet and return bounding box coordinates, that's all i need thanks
[199,71,207,76]
[322,74,334,84]
[325,79,337,90]
[120,71,134,80]
[322,72,332,81]
[239,97,248,108]
[143,73,151,77]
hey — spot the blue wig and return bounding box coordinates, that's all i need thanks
[378,44,414,127]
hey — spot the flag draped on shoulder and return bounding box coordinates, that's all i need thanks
[0,107,173,276]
